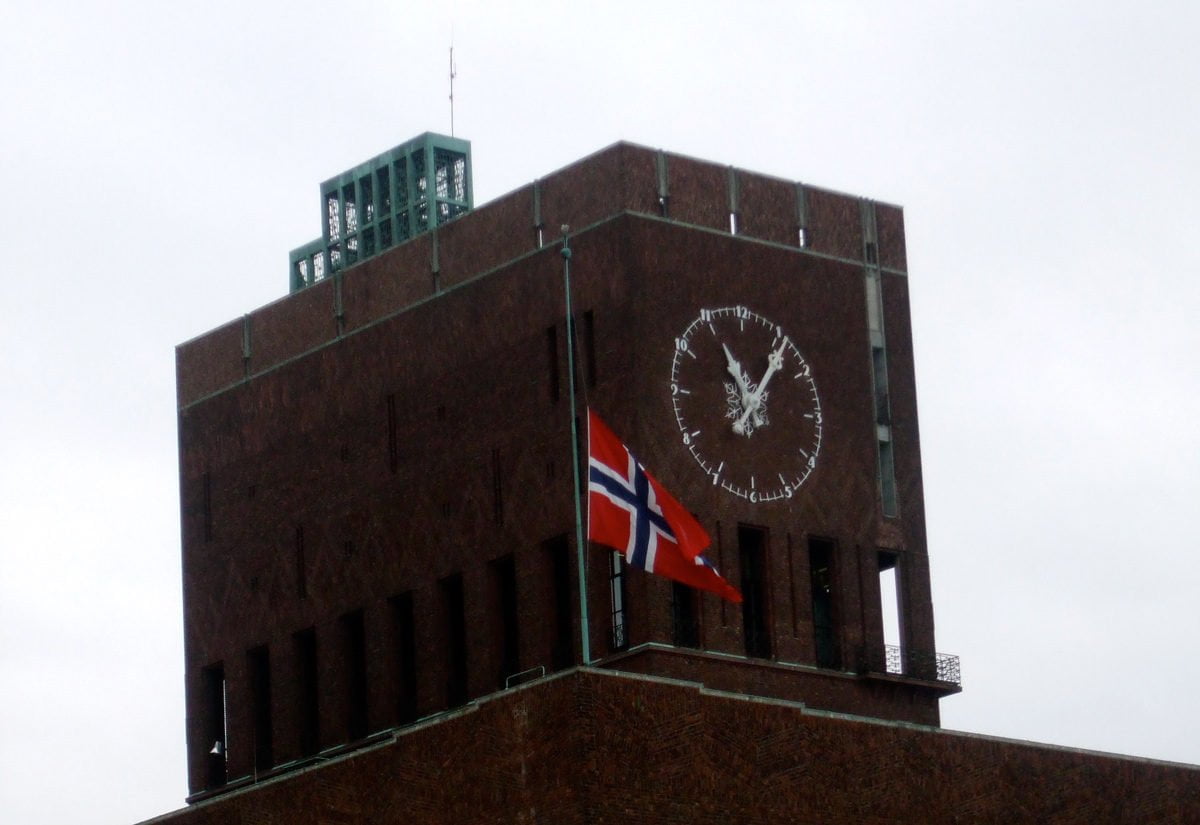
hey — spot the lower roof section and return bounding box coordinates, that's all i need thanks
[144,667,1197,824]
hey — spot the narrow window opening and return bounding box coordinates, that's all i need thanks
[440,573,468,707]
[491,555,520,687]
[295,526,307,599]
[247,645,273,771]
[787,534,798,636]
[729,212,739,235]
[546,325,560,402]
[536,225,545,248]
[491,448,503,526]
[340,610,368,741]
[671,582,699,648]
[609,551,627,651]
[201,663,227,789]
[872,346,891,425]
[809,538,840,669]
[738,525,771,658]
[389,592,418,723]
[546,535,574,669]
[878,552,903,674]
[865,241,878,264]
[797,226,808,248]
[294,628,319,757]
[878,438,898,518]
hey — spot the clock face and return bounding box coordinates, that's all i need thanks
[670,305,822,503]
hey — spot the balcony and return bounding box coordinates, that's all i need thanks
[860,645,962,688]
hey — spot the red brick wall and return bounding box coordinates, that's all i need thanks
[148,670,1200,825]
[177,148,921,795]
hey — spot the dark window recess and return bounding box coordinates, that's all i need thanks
[879,439,898,518]
[295,526,307,599]
[865,241,878,264]
[386,393,398,473]
[872,346,890,424]
[609,551,628,651]
[739,525,771,658]
[389,592,418,723]
[202,472,212,542]
[491,555,520,687]
[546,325,560,402]
[671,581,700,648]
[440,574,468,707]
[809,538,841,669]
[582,310,597,388]
[340,610,368,741]
[294,628,319,757]
[201,663,227,789]
[547,535,574,669]
[247,645,273,771]
[491,448,503,526]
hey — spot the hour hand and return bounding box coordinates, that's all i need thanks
[722,343,751,396]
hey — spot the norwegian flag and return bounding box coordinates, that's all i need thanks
[587,410,742,603]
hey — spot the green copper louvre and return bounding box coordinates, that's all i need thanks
[289,133,472,292]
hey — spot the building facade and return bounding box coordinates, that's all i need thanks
[176,140,961,804]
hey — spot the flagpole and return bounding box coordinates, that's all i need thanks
[561,226,592,666]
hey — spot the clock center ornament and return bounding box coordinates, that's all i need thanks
[670,306,822,503]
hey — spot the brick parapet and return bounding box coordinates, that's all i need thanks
[149,668,1200,825]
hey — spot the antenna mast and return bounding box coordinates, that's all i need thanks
[449,43,457,136]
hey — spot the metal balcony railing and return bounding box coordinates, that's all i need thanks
[862,645,961,687]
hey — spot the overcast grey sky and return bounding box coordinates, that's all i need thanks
[2,2,1198,823]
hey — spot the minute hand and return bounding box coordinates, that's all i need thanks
[733,340,786,435]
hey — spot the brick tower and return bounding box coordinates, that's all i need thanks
[176,139,963,804]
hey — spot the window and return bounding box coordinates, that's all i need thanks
[609,551,627,651]
[200,663,227,789]
[491,555,520,687]
[809,539,840,669]
[440,574,468,707]
[340,610,368,741]
[671,582,699,648]
[878,552,903,674]
[389,592,418,723]
[294,628,319,757]
[247,646,272,771]
[739,525,771,658]
[546,535,574,669]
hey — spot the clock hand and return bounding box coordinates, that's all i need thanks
[733,340,786,435]
[722,343,752,398]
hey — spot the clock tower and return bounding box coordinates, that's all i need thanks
[175,140,959,801]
